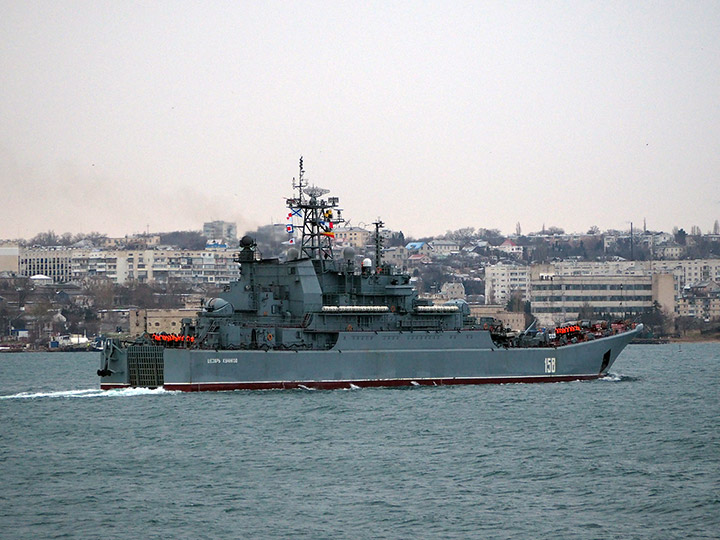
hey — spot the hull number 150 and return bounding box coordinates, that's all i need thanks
[544,357,556,374]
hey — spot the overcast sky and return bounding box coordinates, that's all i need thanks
[2,1,719,240]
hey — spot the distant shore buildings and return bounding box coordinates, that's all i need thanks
[2,225,720,329]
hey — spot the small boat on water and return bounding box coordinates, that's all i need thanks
[49,333,91,351]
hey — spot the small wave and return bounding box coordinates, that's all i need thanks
[0,387,177,400]
[297,384,316,391]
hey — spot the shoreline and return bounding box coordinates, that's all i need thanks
[3,339,720,353]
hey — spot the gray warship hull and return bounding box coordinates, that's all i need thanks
[97,161,642,392]
[100,325,640,391]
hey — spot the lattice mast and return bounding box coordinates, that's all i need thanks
[286,157,343,263]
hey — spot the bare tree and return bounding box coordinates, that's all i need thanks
[84,280,116,310]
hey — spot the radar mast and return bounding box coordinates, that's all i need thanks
[373,220,385,270]
[286,157,344,265]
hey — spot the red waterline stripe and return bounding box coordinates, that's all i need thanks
[158,374,600,392]
[102,375,600,392]
[100,383,132,390]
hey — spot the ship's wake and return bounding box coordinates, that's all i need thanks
[600,373,636,382]
[0,387,177,400]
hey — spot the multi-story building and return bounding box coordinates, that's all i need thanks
[21,247,241,285]
[333,227,371,248]
[0,245,19,274]
[676,281,720,320]
[662,259,720,285]
[438,282,465,300]
[19,247,73,283]
[203,221,237,243]
[121,249,240,284]
[529,272,675,326]
[484,262,530,305]
[484,258,720,322]
[405,242,434,257]
[535,259,720,298]
[129,308,199,336]
[653,244,685,259]
[429,240,460,257]
[383,246,408,270]
[71,250,122,282]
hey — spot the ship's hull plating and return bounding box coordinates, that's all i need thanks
[100,327,640,391]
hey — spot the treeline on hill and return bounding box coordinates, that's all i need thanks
[22,231,108,247]
[19,230,209,251]
[15,222,720,260]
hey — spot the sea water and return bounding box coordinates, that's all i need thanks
[1,344,718,539]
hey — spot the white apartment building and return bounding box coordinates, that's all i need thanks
[19,247,73,283]
[115,249,241,284]
[484,262,530,305]
[21,247,241,285]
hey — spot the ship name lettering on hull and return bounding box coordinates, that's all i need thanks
[207,358,239,364]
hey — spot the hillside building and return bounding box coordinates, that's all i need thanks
[676,281,720,320]
[203,221,237,243]
[333,227,371,248]
[429,240,460,257]
[484,262,529,305]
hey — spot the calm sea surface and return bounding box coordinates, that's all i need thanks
[1,344,718,539]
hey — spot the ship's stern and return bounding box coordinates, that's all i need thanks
[98,339,166,390]
[97,338,130,389]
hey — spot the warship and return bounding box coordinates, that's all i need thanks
[98,160,641,391]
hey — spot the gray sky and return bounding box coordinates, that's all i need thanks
[2,1,719,240]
